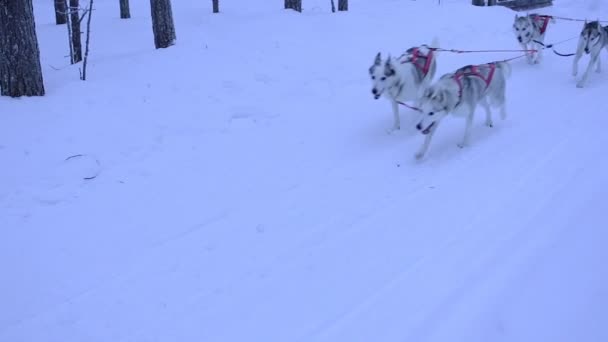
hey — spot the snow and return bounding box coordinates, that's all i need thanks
[1,0,607,341]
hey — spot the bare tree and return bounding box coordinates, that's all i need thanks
[150,0,176,49]
[69,0,82,63]
[472,0,486,5]
[285,0,302,12]
[54,0,67,24]
[81,0,94,80]
[120,0,130,18]
[212,0,219,13]
[0,0,45,97]
[338,0,348,11]
[330,0,336,12]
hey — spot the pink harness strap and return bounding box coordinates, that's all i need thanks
[534,15,552,35]
[402,47,434,77]
[453,63,496,99]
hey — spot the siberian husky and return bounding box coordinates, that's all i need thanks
[414,61,512,159]
[572,20,608,88]
[512,13,554,64]
[369,38,439,131]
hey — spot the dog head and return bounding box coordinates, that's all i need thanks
[580,20,603,54]
[369,52,397,100]
[513,14,535,44]
[416,86,450,135]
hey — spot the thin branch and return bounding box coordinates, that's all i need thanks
[81,0,94,80]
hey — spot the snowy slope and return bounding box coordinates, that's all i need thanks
[1,0,607,341]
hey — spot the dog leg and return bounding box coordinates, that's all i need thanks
[597,57,602,73]
[458,109,475,148]
[572,49,583,76]
[481,99,493,127]
[522,43,534,64]
[415,122,440,160]
[391,100,400,131]
[577,55,598,88]
[500,102,507,120]
[534,41,543,64]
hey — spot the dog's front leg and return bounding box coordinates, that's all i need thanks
[534,40,543,64]
[572,48,583,76]
[597,56,602,73]
[391,100,400,131]
[415,122,440,160]
[458,108,475,148]
[522,42,533,64]
[577,54,599,88]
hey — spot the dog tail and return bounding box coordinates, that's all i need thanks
[429,36,440,53]
[496,61,512,80]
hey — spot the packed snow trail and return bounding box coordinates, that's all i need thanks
[1,0,607,341]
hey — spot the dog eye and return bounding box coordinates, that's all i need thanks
[429,112,435,116]
[381,77,386,81]
[372,76,376,80]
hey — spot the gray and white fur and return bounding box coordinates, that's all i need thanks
[572,20,608,88]
[512,13,554,64]
[414,61,512,160]
[369,38,439,131]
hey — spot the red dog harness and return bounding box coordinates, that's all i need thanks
[402,47,434,77]
[453,63,496,100]
[534,15,552,35]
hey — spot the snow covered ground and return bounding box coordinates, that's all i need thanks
[1,0,607,341]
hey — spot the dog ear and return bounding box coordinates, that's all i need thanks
[375,52,382,65]
[439,90,447,103]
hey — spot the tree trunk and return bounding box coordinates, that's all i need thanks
[150,0,176,49]
[338,0,348,11]
[285,0,302,12]
[120,0,130,18]
[69,0,82,63]
[330,0,336,12]
[54,0,67,24]
[212,0,219,13]
[472,0,486,5]
[0,0,45,97]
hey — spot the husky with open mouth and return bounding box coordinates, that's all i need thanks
[369,38,439,131]
[414,61,511,160]
[572,20,608,88]
[512,13,554,64]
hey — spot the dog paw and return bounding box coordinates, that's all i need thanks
[576,82,585,88]
[457,143,466,149]
[485,122,494,128]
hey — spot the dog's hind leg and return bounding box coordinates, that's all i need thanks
[500,102,507,120]
[481,98,493,127]
[391,100,401,131]
[415,122,440,160]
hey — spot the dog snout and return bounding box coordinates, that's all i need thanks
[517,37,522,43]
[585,48,590,54]
[416,123,423,131]
[372,88,378,95]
